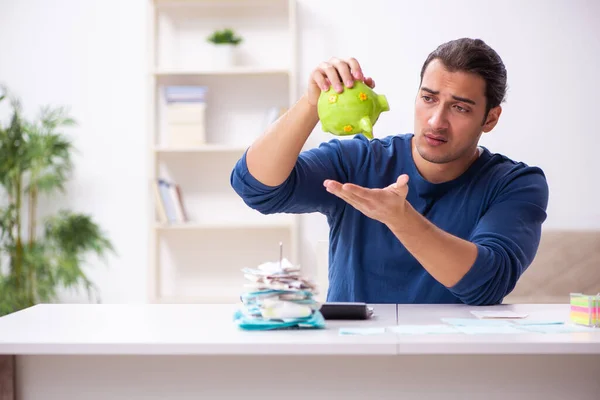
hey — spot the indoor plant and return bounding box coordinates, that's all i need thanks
[0,86,115,317]
[206,28,243,67]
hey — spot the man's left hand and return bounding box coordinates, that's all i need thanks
[323,174,410,226]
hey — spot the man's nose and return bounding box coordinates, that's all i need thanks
[428,107,449,131]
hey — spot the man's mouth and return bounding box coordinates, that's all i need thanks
[424,133,447,142]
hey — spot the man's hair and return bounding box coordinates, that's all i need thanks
[420,38,507,120]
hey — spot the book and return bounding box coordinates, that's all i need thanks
[153,178,188,224]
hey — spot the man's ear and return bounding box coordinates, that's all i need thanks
[482,106,502,133]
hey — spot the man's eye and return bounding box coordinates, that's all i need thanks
[455,105,469,113]
[422,96,432,102]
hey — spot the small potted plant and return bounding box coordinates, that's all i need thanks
[207,28,243,68]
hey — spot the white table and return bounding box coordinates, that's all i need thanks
[0,303,599,400]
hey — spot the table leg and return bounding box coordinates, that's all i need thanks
[0,355,15,400]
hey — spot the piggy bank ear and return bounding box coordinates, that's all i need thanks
[359,117,373,139]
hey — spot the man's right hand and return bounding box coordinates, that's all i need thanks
[306,57,376,106]
[244,58,375,187]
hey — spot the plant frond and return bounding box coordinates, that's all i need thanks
[44,210,115,259]
[0,88,113,316]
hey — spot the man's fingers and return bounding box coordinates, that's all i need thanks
[312,70,329,91]
[345,57,363,80]
[336,191,369,215]
[390,174,409,197]
[330,57,354,88]
[341,183,376,200]
[316,57,372,92]
[319,62,343,93]
[341,185,369,205]
[323,179,342,191]
[325,180,370,208]
[396,174,409,186]
[325,184,357,206]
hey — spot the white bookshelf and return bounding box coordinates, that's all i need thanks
[154,67,290,76]
[147,0,299,303]
[154,144,248,153]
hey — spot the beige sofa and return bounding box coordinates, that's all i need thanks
[314,230,600,304]
[504,229,600,304]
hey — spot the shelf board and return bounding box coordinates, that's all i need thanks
[154,144,248,153]
[154,0,289,10]
[154,66,290,77]
[154,295,241,304]
[155,220,293,230]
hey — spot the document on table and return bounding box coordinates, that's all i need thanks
[387,324,460,335]
[338,324,518,335]
[339,326,461,336]
[453,325,524,335]
[470,310,529,319]
[440,318,513,326]
[337,317,596,335]
[512,320,565,326]
[338,327,386,336]
[514,324,597,334]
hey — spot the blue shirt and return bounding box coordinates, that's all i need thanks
[230,133,549,305]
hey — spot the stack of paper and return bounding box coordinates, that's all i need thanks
[233,258,325,330]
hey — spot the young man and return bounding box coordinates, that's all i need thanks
[230,38,549,305]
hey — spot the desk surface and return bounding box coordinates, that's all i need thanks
[0,303,397,355]
[0,303,598,355]
[395,303,600,354]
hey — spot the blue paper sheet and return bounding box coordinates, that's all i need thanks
[388,324,460,335]
[440,318,513,327]
[514,324,597,334]
[454,325,524,335]
[512,320,565,326]
[338,327,386,335]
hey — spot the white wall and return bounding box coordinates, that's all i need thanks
[0,0,598,304]
[296,0,600,273]
[0,0,149,303]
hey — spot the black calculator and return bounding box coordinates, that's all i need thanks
[319,302,374,320]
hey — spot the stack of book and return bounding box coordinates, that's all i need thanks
[152,178,188,224]
[164,85,208,147]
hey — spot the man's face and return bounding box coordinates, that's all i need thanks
[413,59,499,164]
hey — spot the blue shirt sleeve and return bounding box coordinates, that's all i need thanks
[230,136,371,217]
[448,166,549,306]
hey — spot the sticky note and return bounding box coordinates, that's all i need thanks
[512,320,565,326]
[387,324,460,335]
[338,327,386,336]
[441,318,512,327]
[470,310,529,319]
[569,293,600,327]
[454,325,524,335]
[514,324,597,334]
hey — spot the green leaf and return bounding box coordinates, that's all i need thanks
[45,210,115,257]
[207,28,243,45]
